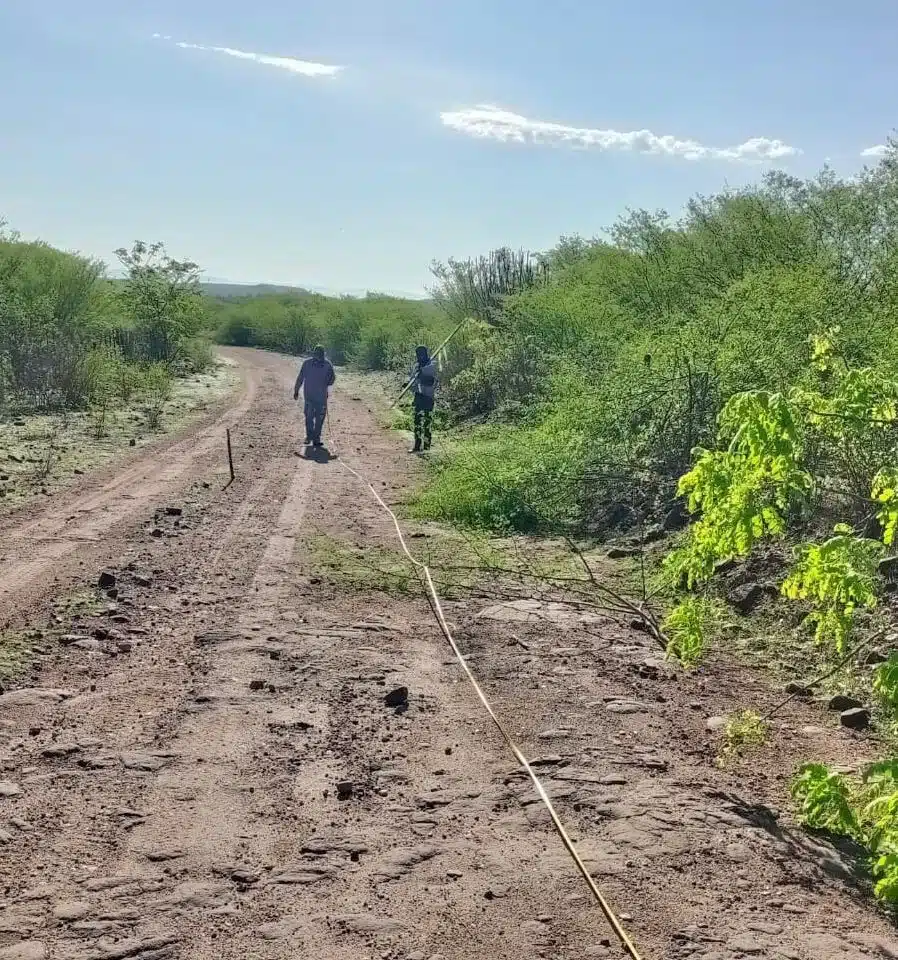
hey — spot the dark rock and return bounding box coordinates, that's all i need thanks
[97,571,117,590]
[828,694,863,712]
[629,617,650,634]
[663,501,689,531]
[840,707,871,730]
[249,680,267,691]
[606,546,641,559]
[42,742,81,759]
[59,634,91,646]
[384,686,409,708]
[785,682,813,697]
[145,849,185,862]
[150,528,164,539]
[133,574,153,588]
[642,523,665,543]
[164,506,183,517]
[336,780,354,799]
[728,582,764,614]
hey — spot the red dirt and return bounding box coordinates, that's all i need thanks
[0,348,895,960]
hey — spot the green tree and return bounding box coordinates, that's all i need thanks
[115,241,207,366]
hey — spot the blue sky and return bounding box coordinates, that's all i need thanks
[1,1,894,295]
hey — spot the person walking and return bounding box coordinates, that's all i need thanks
[294,345,335,448]
[410,344,438,453]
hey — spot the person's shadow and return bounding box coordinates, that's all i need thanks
[297,445,334,463]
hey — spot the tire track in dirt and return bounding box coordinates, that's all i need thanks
[0,353,262,625]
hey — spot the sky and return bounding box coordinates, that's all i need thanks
[0,1,895,296]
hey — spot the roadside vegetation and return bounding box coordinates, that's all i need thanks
[0,227,231,505]
[211,288,450,370]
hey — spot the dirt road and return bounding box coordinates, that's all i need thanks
[1,349,897,960]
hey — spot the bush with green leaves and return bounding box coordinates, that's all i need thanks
[664,390,813,588]
[213,289,450,371]
[140,363,173,430]
[781,526,882,653]
[662,596,714,667]
[791,760,898,904]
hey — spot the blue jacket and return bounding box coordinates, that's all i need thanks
[295,357,335,403]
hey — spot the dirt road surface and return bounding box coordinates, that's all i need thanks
[1,349,897,960]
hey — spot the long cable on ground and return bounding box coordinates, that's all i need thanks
[320,398,643,960]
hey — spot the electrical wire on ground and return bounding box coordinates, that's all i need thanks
[316,395,645,960]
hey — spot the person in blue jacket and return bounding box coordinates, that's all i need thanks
[410,345,438,453]
[293,345,335,447]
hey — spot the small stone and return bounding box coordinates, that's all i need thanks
[728,582,764,614]
[52,901,91,921]
[801,725,826,736]
[134,574,153,588]
[385,687,409,708]
[828,694,863,711]
[42,743,81,758]
[145,849,186,862]
[606,546,640,559]
[784,681,812,696]
[164,506,183,516]
[725,843,751,862]
[150,528,164,538]
[0,781,22,797]
[249,680,267,691]
[747,921,783,935]
[59,634,90,646]
[336,781,354,799]
[840,707,871,730]
[726,934,764,954]
[663,502,689,531]
[605,699,649,715]
[705,716,727,732]
[97,571,117,590]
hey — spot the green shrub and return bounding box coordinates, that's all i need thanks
[141,363,173,430]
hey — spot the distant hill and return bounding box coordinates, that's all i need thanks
[199,280,430,301]
[200,281,312,299]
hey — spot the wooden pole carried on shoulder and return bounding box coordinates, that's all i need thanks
[389,318,469,409]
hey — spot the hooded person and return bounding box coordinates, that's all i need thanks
[293,345,336,447]
[410,344,438,453]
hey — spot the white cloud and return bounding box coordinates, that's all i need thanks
[861,144,888,158]
[440,105,800,163]
[164,38,343,78]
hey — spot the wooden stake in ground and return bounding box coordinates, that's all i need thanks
[226,428,235,484]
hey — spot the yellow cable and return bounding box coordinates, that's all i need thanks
[336,454,645,960]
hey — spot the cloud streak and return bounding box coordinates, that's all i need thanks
[156,36,343,78]
[440,105,800,163]
[861,144,888,158]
